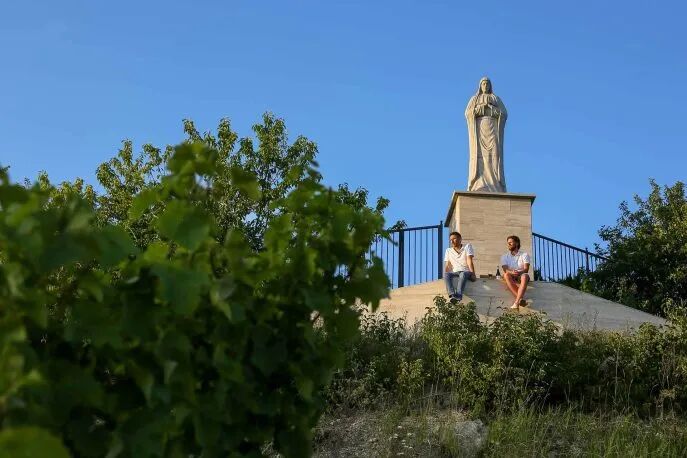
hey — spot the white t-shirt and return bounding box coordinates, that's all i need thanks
[444,243,474,273]
[500,250,531,272]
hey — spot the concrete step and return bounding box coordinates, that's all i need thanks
[377,278,666,331]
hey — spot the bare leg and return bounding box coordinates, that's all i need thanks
[514,274,530,305]
[503,272,519,297]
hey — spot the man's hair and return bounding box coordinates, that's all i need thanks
[507,235,521,249]
[449,231,461,239]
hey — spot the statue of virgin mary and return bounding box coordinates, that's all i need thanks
[465,77,508,192]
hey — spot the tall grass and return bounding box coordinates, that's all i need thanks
[484,407,687,457]
[313,406,687,457]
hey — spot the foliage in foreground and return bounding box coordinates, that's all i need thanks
[0,141,389,456]
[328,298,687,415]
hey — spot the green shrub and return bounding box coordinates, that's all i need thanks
[421,298,491,408]
[488,310,560,408]
[397,358,426,407]
[584,180,687,316]
[328,298,687,416]
[0,143,388,457]
[326,312,419,409]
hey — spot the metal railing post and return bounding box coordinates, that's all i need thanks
[398,230,405,287]
[437,222,443,280]
[585,247,590,273]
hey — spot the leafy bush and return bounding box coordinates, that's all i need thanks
[421,298,491,407]
[488,310,560,407]
[326,312,429,410]
[584,180,687,316]
[0,142,389,456]
[397,358,426,406]
[329,299,687,416]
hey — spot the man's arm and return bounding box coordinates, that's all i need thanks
[445,261,453,273]
[504,263,529,275]
[500,255,512,275]
[467,255,476,281]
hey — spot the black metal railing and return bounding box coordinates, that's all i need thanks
[367,223,445,289]
[532,232,606,282]
[364,226,605,288]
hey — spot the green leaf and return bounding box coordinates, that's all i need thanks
[151,263,208,315]
[250,327,287,376]
[65,208,93,232]
[0,184,31,208]
[41,234,92,271]
[166,143,195,174]
[3,262,25,297]
[156,200,211,251]
[142,240,169,263]
[210,277,236,320]
[79,274,105,302]
[65,300,122,348]
[0,428,70,458]
[129,187,160,220]
[96,226,137,267]
[105,434,124,458]
[51,363,104,420]
[0,319,26,345]
[212,346,243,382]
[230,167,261,201]
[163,360,178,384]
[295,377,314,400]
[129,363,155,403]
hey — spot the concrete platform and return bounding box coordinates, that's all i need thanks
[376,278,666,331]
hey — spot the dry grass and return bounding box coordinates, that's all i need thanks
[311,406,687,457]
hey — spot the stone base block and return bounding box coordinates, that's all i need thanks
[445,191,536,277]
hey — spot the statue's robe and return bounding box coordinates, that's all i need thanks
[465,93,508,192]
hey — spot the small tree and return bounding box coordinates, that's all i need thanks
[1,136,389,455]
[587,180,687,315]
[94,113,392,250]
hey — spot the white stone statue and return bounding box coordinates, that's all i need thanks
[465,77,508,192]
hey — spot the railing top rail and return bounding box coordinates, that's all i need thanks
[387,223,443,233]
[532,232,607,260]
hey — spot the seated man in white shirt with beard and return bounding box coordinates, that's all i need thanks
[444,231,476,303]
[500,235,532,309]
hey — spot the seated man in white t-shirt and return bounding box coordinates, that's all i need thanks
[500,235,532,309]
[444,231,476,303]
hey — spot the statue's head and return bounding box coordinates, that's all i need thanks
[478,77,492,94]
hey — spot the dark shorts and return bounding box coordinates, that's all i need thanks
[506,271,530,281]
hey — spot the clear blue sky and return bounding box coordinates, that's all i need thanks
[2,1,685,250]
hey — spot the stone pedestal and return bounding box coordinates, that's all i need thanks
[445,191,536,277]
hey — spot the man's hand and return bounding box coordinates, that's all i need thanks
[445,261,453,273]
[469,272,476,282]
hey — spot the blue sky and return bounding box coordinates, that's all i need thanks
[1,1,685,250]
